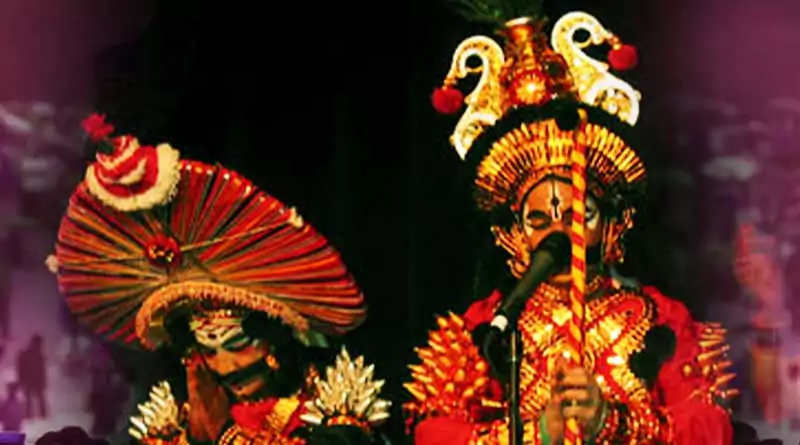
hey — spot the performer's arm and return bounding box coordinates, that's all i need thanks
[594,289,735,444]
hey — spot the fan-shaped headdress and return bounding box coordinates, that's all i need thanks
[50,115,365,350]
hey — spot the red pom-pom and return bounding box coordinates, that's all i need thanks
[608,44,639,71]
[81,113,115,143]
[431,86,464,115]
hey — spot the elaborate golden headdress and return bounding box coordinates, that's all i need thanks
[431,7,646,214]
[49,115,365,349]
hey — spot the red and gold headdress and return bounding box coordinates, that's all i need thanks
[431,6,645,213]
[49,115,365,349]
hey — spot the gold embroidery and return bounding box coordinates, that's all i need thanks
[265,394,302,433]
[217,424,303,445]
[517,288,655,417]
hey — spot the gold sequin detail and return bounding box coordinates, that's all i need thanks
[517,286,655,418]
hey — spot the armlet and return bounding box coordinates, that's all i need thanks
[299,347,391,434]
[403,313,497,424]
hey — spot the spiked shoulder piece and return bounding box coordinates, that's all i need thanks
[403,313,500,424]
[300,347,391,433]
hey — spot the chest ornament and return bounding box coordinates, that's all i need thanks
[517,290,656,416]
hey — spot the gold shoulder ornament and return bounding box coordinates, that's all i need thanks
[129,381,186,442]
[300,347,391,432]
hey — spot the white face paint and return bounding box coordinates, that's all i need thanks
[522,179,601,233]
[586,195,600,230]
[189,313,248,350]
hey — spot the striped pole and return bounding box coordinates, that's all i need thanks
[563,109,589,445]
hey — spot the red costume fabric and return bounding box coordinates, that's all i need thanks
[407,284,735,444]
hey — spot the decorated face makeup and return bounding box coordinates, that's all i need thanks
[520,177,603,284]
[189,311,273,400]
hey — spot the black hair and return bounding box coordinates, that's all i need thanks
[627,324,677,387]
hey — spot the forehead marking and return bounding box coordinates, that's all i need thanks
[548,180,563,221]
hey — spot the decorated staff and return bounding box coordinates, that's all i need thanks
[403,1,737,444]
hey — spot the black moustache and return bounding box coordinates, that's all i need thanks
[555,244,602,271]
[217,359,272,388]
[586,244,602,265]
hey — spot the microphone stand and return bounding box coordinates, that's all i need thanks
[508,323,522,445]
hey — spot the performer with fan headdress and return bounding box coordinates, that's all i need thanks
[403,1,736,443]
[47,114,391,444]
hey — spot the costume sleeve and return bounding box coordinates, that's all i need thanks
[596,288,735,444]
[404,291,546,445]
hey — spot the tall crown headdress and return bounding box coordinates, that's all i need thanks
[431,2,646,214]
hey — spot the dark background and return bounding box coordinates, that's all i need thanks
[84,0,800,440]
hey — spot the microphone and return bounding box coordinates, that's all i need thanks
[475,231,571,376]
[490,231,572,333]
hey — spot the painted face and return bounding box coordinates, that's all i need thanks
[520,177,603,284]
[189,312,272,400]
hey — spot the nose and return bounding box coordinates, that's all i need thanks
[552,219,570,232]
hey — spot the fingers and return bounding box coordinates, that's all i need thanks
[561,405,596,423]
[552,363,601,424]
[558,389,594,407]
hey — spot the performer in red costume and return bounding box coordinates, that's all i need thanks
[403,2,736,444]
[47,115,390,444]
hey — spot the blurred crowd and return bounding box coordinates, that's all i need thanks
[0,102,130,441]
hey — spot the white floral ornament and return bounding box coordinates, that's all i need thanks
[84,135,181,213]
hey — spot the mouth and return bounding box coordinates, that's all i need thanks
[230,379,268,399]
[215,360,274,400]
